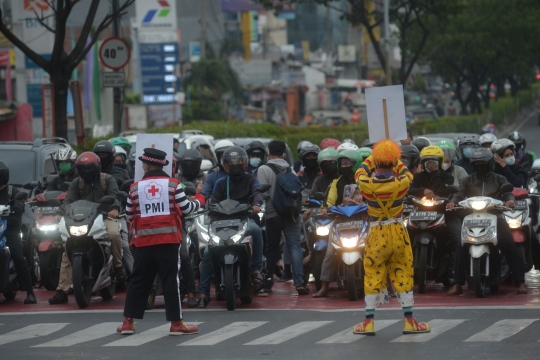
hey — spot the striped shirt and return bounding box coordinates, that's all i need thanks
[355,155,413,220]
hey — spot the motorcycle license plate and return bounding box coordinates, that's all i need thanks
[514,200,528,210]
[213,219,241,227]
[464,219,492,226]
[37,206,60,214]
[336,221,362,230]
[409,211,437,221]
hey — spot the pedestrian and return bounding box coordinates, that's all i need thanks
[117,148,204,335]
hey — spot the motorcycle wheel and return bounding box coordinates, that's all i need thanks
[146,290,156,310]
[240,295,252,304]
[312,251,324,292]
[39,250,61,291]
[3,290,16,300]
[346,264,358,301]
[99,267,116,301]
[417,245,428,294]
[72,256,93,308]
[224,265,236,311]
[472,257,486,298]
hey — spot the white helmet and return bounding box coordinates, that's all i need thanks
[53,147,77,161]
[114,146,127,161]
[479,133,497,147]
[214,139,235,153]
[337,142,359,153]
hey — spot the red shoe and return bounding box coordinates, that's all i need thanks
[170,320,199,336]
[116,317,135,335]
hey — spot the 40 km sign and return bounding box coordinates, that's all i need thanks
[99,37,130,70]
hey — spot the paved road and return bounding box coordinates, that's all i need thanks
[516,108,540,155]
[1,308,539,359]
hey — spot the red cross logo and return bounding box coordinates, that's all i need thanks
[144,182,163,200]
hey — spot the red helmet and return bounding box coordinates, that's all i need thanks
[320,138,341,150]
[75,152,101,183]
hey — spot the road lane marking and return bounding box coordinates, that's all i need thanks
[33,322,118,347]
[0,323,69,346]
[180,322,268,346]
[317,320,400,344]
[103,322,203,346]
[244,321,333,345]
[465,319,537,342]
[391,319,467,343]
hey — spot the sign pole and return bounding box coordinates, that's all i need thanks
[112,0,123,136]
[383,98,390,139]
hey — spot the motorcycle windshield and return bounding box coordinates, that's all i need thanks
[329,204,367,217]
[65,200,99,223]
[209,199,250,216]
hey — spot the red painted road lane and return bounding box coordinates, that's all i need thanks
[2,271,540,313]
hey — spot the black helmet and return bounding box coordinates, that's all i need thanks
[400,144,420,168]
[300,144,321,167]
[244,140,267,162]
[0,160,8,186]
[222,146,248,175]
[508,131,525,151]
[179,149,202,178]
[93,140,116,172]
[411,137,431,153]
[75,152,101,183]
[470,147,494,175]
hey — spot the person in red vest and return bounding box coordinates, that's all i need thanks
[117,148,205,336]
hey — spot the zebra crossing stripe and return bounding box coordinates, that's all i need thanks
[391,319,467,343]
[317,320,400,344]
[245,321,333,345]
[103,322,203,346]
[180,322,268,346]
[0,323,69,346]
[465,319,537,342]
[33,323,118,347]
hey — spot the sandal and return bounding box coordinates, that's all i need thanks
[196,297,211,308]
[312,291,328,298]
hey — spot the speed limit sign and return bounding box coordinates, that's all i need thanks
[99,37,130,70]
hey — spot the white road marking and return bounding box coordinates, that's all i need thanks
[245,321,333,345]
[392,319,467,343]
[33,322,118,347]
[465,319,537,342]
[180,322,268,346]
[103,322,203,346]
[317,320,400,344]
[0,323,69,346]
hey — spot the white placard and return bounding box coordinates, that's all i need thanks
[102,72,125,87]
[134,133,174,182]
[365,85,407,143]
[137,178,171,218]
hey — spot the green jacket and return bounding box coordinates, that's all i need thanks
[64,174,121,211]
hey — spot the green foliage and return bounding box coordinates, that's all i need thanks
[125,93,140,104]
[184,59,242,99]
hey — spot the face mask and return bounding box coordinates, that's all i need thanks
[114,163,126,170]
[0,170,8,186]
[321,163,337,176]
[473,163,491,176]
[304,158,319,170]
[59,163,72,174]
[228,164,244,176]
[505,156,515,166]
[442,163,451,171]
[462,147,474,159]
[340,166,354,178]
[249,158,261,168]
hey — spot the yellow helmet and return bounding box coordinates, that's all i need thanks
[420,146,445,169]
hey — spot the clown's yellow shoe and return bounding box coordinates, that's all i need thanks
[353,319,375,335]
[403,318,431,334]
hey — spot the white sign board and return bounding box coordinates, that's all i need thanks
[138,30,178,44]
[134,133,174,182]
[135,0,177,30]
[338,45,357,63]
[365,85,407,143]
[11,0,55,54]
[102,72,125,87]
[99,37,130,70]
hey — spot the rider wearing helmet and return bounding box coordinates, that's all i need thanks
[358,147,372,162]
[110,137,132,155]
[93,140,130,188]
[127,152,136,179]
[245,140,267,174]
[297,144,321,195]
[342,138,356,145]
[337,142,359,153]
[481,123,496,134]
[436,140,468,186]
[479,133,497,149]
[320,149,362,211]
[454,134,481,174]
[49,152,126,304]
[508,131,535,172]
[409,146,454,199]
[113,146,128,170]
[400,144,421,174]
[411,137,431,153]
[202,139,234,198]
[294,141,313,172]
[198,146,265,306]
[0,161,37,304]
[320,138,341,150]
[305,148,339,220]
[491,139,527,188]
[48,147,78,191]
[177,149,207,191]
[447,147,526,295]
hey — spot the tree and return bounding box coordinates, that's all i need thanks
[0,0,135,139]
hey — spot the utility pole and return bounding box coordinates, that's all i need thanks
[201,0,206,60]
[112,0,123,135]
[384,0,391,85]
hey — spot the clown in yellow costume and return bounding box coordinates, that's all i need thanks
[353,140,430,335]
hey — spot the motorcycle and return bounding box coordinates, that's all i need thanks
[328,204,369,301]
[304,197,332,292]
[504,189,534,274]
[455,183,513,298]
[59,195,118,308]
[0,205,17,300]
[207,184,270,311]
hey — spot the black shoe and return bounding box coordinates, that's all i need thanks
[187,297,198,308]
[115,267,127,283]
[296,285,310,295]
[48,290,68,304]
[24,293,37,304]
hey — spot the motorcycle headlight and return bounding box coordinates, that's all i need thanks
[402,218,409,227]
[69,225,88,236]
[36,223,59,232]
[506,218,521,229]
[468,199,490,210]
[316,223,331,236]
[341,235,359,248]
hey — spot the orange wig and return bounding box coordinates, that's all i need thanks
[372,140,401,167]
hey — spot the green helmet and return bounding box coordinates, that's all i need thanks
[337,149,363,173]
[110,137,132,153]
[358,147,372,160]
[436,140,456,162]
[317,147,338,165]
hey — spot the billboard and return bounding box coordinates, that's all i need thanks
[136,0,177,30]
[221,0,293,12]
[140,43,180,104]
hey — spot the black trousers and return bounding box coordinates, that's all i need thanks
[180,231,196,294]
[6,229,33,293]
[124,243,183,321]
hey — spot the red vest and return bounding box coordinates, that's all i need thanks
[129,176,183,247]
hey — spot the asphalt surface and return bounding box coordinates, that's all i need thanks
[516,108,540,155]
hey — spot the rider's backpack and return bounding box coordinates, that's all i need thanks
[266,164,303,221]
[78,173,107,196]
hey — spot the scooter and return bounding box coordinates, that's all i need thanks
[59,196,118,308]
[207,184,270,311]
[305,197,332,292]
[0,205,18,301]
[503,189,534,274]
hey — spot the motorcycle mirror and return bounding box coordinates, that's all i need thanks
[446,185,459,194]
[23,181,38,190]
[101,196,115,205]
[14,192,28,200]
[312,192,326,201]
[256,184,271,193]
[500,184,514,193]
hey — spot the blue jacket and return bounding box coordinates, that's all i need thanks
[453,158,474,175]
[202,168,228,197]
